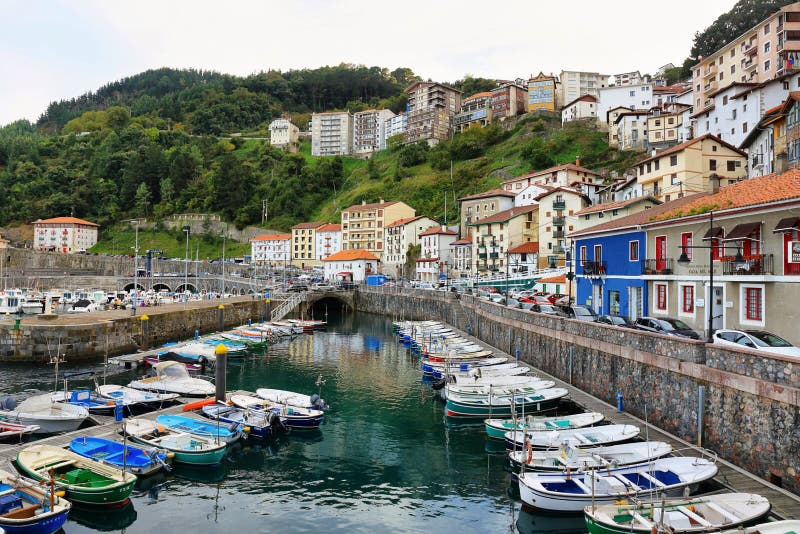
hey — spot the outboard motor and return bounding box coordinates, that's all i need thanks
[0,396,17,411]
[309,394,328,411]
[431,378,447,390]
[267,411,286,433]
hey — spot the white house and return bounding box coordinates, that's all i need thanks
[416,226,458,283]
[597,83,653,125]
[269,118,299,149]
[322,249,379,282]
[32,216,99,253]
[250,233,291,267]
[383,216,439,278]
[514,184,550,207]
[507,242,539,275]
[315,223,342,261]
[449,236,472,279]
[561,95,598,124]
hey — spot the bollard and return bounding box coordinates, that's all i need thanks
[616,391,624,412]
[515,348,520,362]
[697,385,706,447]
[215,344,228,402]
[140,314,150,350]
[217,305,225,332]
[194,330,199,340]
[114,399,124,422]
[467,326,472,336]
[248,318,252,327]
[265,298,271,322]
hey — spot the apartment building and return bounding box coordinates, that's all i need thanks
[615,110,651,151]
[341,200,416,259]
[469,204,539,275]
[454,92,492,132]
[32,216,99,253]
[574,196,662,231]
[692,2,800,111]
[561,95,598,124]
[491,82,528,119]
[315,223,342,262]
[383,113,407,146]
[635,134,747,201]
[527,72,558,112]
[502,162,603,194]
[449,236,473,279]
[559,70,609,105]
[613,71,645,86]
[353,109,396,155]
[382,216,439,278]
[535,187,590,268]
[457,189,516,237]
[646,104,692,149]
[268,118,299,150]
[291,221,327,268]
[416,227,458,283]
[311,111,353,156]
[597,83,653,125]
[405,82,462,146]
[250,233,291,267]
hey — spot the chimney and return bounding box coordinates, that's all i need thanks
[651,149,657,157]
[575,157,581,166]
[361,200,366,206]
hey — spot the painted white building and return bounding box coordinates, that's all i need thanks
[561,95,598,124]
[507,242,539,275]
[315,223,342,261]
[615,110,651,150]
[311,112,353,156]
[416,227,458,283]
[597,83,653,125]
[612,71,645,86]
[32,217,99,253]
[383,216,439,278]
[269,118,299,149]
[383,113,407,146]
[353,109,396,155]
[322,250,379,282]
[558,71,609,105]
[514,184,550,207]
[250,233,291,267]
[449,236,472,279]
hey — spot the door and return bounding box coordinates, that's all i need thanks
[710,285,724,332]
[655,236,666,272]
[628,286,641,321]
[592,284,603,314]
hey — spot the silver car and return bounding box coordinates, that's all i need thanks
[712,329,800,358]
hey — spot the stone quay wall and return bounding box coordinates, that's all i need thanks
[355,287,800,495]
[0,298,272,363]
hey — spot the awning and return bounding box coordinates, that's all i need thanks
[702,227,724,240]
[337,271,352,275]
[722,222,760,242]
[773,217,800,233]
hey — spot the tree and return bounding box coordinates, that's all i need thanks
[135,183,152,216]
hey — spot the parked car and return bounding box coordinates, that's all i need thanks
[488,294,505,304]
[519,302,535,311]
[311,282,335,291]
[712,329,800,358]
[634,317,700,339]
[519,296,551,305]
[546,293,568,305]
[531,304,559,315]
[557,305,598,322]
[596,315,636,329]
[337,281,358,290]
[287,284,309,293]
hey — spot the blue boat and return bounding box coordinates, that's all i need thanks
[200,404,285,438]
[0,468,71,534]
[50,389,118,416]
[229,394,324,430]
[69,436,171,476]
[155,414,243,443]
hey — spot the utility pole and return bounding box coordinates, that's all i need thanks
[131,220,139,317]
[183,226,190,310]
[262,199,268,225]
[221,227,227,305]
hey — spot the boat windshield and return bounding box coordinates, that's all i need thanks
[159,365,191,379]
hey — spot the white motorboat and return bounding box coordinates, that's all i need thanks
[508,441,673,471]
[256,387,328,410]
[485,412,605,438]
[127,361,214,397]
[720,520,800,534]
[505,424,641,449]
[441,380,556,400]
[96,384,180,408]
[0,394,88,434]
[0,290,24,314]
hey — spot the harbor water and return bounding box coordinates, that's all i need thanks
[0,310,586,533]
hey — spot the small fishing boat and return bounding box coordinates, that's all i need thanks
[127,361,215,397]
[256,388,329,411]
[123,419,227,465]
[505,424,640,450]
[143,352,207,372]
[0,395,88,435]
[421,356,509,374]
[95,384,180,410]
[445,388,568,418]
[440,379,555,399]
[201,403,285,438]
[16,444,136,506]
[720,520,800,534]
[0,468,71,534]
[69,436,171,476]
[155,414,243,443]
[517,457,719,513]
[50,389,117,416]
[433,363,531,380]
[584,492,771,534]
[230,394,324,429]
[508,441,673,471]
[484,412,604,440]
[0,421,39,442]
[425,349,494,361]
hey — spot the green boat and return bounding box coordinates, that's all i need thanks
[123,418,227,465]
[484,412,604,439]
[445,388,568,418]
[16,444,136,506]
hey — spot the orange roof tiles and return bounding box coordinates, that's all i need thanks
[419,227,457,237]
[33,217,98,227]
[502,163,601,184]
[251,233,291,241]
[458,189,516,201]
[562,94,598,109]
[574,196,661,216]
[316,223,341,232]
[508,242,539,254]
[385,216,425,228]
[635,134,745,167]
[323,249,379,262]
[291,221,326,230]
[469,204,538,225]
[538,274,566,283]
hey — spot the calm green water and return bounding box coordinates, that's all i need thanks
[0,310,587,533]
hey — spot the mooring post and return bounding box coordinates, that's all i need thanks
[697,385,706,447]
[217,305,225,332]
[215,344,227,402]
[140,314,149,350]
[265,297,271,322]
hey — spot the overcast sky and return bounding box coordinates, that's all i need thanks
[0,0,736,126]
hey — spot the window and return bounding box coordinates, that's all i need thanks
[709,159,717,171]
[580,246,587,265]
[681,232,693,261]
[764,60,771,71]
[712,145,717,152]
[654,159,660,169]
[730,65,736,74]
[629,240,639,261]
[671,173,678,185]
[681,284,695,314]
[732,109,737,119]
[730,49,735,58]
[629,90,635,97]
[727,160,736,171]
[655,283,668,312]
[670,155,678,166]
[742,122,748,133]
[594,244,602,264]
[764,42,770,53]
[742,285,764,324]
[764,23,770,34]
[711,236,723,260]
[723,95,728,105]
[609,290,621,315]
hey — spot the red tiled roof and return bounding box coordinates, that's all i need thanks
[291,221,326,230]
[468,204,538,225]
[562,94,597,109]
[503,163,601,184]
[534,186,591,203]
[323,249,379,262]
[463,91,493,101]
[342,201,401,212]
[251,233,291,241]
[574,196,661,216]
[33,217,98,227]
[415,257,440,263]
[508,242,539,254]
[538,274,566,283]
[386,216,426,228]
[419,227,458,237]
[450,238,472,245]
[635,134,746,166]
[317,223,341,232]
[458,188,516,201]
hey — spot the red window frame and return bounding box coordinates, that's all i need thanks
[681,232,693,261]
[711,237,723,260]
[629,241,639,262]
[743,227,761,257]
[580,246,587,266]
[656,284,667,311]
[745,287,762,321]
[594,245,602,264]
[681,285,694,313]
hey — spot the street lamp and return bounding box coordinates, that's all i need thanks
[221,230,227,305]
[183,226,190,309]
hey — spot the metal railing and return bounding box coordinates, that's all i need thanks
[721,254,774,275]
[643,258,674,274]
[581,261,606,276]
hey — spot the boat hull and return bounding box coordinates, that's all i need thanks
[445,395,562,418]
[0,413,84,435]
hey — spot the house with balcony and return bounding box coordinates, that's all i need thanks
[291,221,327,269]
[607,106,633,147]
[646,104,691,149]
[507,242,540,275]
[491,82,528,120]
[341,200,416,260]
[574,196,662,231]
[250,233,292,267]
[527,72,558,112]
[311,112,353,156]
[535,187,590,268]
[32,216,99,253]
[454,92,492,133]
[468,205,539,275]
[315,223,342,262]
[615,110,651,151]
[561,95,598,124]
[353,109,396,155]
[405,82,462,146]
[322,250,380,283]
[382,216,439,278]
[502,161,603,194]
[598,84,653,126]
[559,71,609,106]
[635,134,747,201]
[416,227,458,283]
[457,189,516,237]
[742,102,784,179]
[449,235,473,279]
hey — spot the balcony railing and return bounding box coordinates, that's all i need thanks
[721,254,774,275]
[552,201,566,210]
[581,261,606,276]
[643,258,674,275]
[553,230,565,239]
[553,246,565,254]
[489,252,500,259]
[552,216,565,226]
[478,253,487,260]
